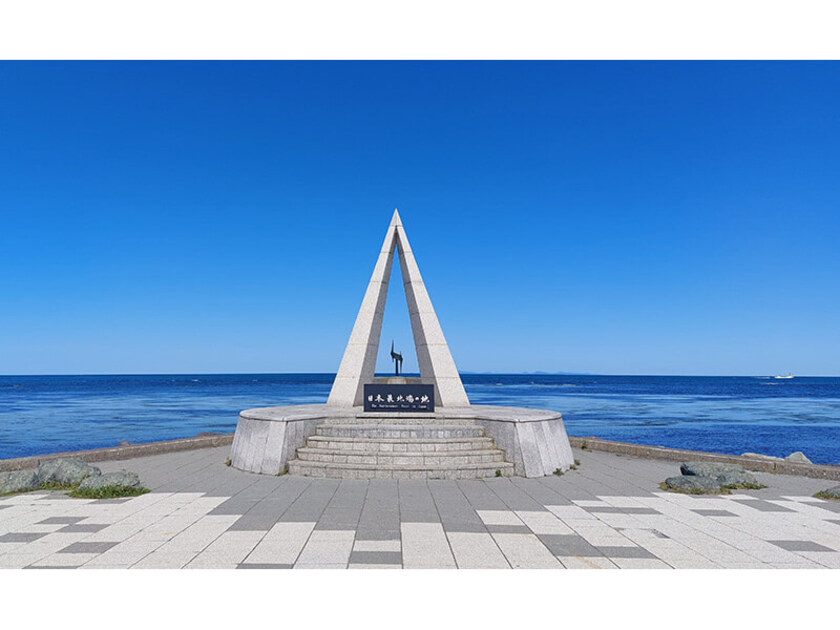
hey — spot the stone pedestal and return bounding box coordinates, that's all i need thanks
[230,404,574,478]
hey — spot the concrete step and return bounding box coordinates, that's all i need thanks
[316,424,486,439]
[287,459,515,480]
[340,415,477,426]
[296,447,506,466]
[305,435,495,452]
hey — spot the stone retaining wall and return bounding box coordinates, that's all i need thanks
[0,433,234,473]
[568,436,840,481]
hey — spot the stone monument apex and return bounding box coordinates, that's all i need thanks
[327,209,469,408]
[229,210,575,479]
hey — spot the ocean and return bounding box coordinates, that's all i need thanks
[1,374,839,464]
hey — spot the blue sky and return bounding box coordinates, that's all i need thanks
[0,61,838,376]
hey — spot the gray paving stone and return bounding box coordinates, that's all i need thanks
[315,480,367,531]
[769,540,835,552]
[209,499,257,516]
[485,478,547,511]
[597,545,656,558]
[237,563,294,569]
[510,477,570,506]
[398,481,440,523]
[349,551,402,565]
[93,498,132,504]
[440,521,488,533]
[38,516,86,525]
[58,541,118,554]
[457,479,509,510]
[692,509,738,517]
[316,507,363,531]
[586,506,661,514]
[732,499,796,512]
[23,565,78,569]
[486,524,532,534]
[429,480,486,533]
[281,480,339,522]
[58,523,108,533]
[538,534,604,557]
[0,532,47,543]
[356,482,400,540]
[228,513,284,531]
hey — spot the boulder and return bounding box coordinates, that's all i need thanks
[37,457,101,486]
[78,471,141,491]
[785,451,812,465]
[680,461,759,487]
[0,469,40,494]
[817,485,840,500]
[664,475,721,493]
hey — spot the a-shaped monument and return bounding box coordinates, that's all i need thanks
[230,210,574,478]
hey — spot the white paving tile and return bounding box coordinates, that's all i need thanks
[545,505,597,520]
[514,510,574,535]
[401,522,456,568]
[476,510,524,526]
[295,530,355,566]
[446,531,510,568]
[245,522,316,565]
[558,556,618,569]
[491,533,562,569]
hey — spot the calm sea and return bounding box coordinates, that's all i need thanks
[1,374,839,464]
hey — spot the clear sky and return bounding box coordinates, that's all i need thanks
[1,61,838,376]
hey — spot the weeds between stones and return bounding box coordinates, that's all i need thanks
[1,479,149,499]
[553,468,564,476]
[659,481,728,495]
[68,485,150,499]
[658,481,767,495]
[726,482,766,490]
[225,458,232,467]
[814,490,840,501]
[495,469,502,477]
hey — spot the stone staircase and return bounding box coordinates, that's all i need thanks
[286,416,514,479]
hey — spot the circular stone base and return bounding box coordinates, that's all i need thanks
[230,403,574,478]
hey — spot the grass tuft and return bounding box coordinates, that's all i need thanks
[658,481,730,495]
[721,482,766,490]
[68,485,149,499]
[814,491,840,501]
[553,468,564,476]
[2,475,149,500]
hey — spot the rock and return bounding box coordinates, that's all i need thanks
[817,485,840,500]
[785,451,812,465]
[664,475,721,493]
[741,452,783,461]
[78,471,141,491]
[680,461,759,487]
[37,457,101,486]
[0,469,40,494]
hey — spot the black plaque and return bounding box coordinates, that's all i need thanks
[363,384,435,413]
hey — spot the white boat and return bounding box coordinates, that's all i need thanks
[774,373,794,379]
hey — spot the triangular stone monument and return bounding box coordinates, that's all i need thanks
[327,209,470,408]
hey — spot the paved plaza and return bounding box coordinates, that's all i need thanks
[2,446,840,569]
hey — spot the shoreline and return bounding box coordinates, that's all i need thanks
[3,431,839,482]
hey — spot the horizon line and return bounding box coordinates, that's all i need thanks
[1,371,837,378]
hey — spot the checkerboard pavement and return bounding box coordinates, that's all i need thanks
[2,446,840,569]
